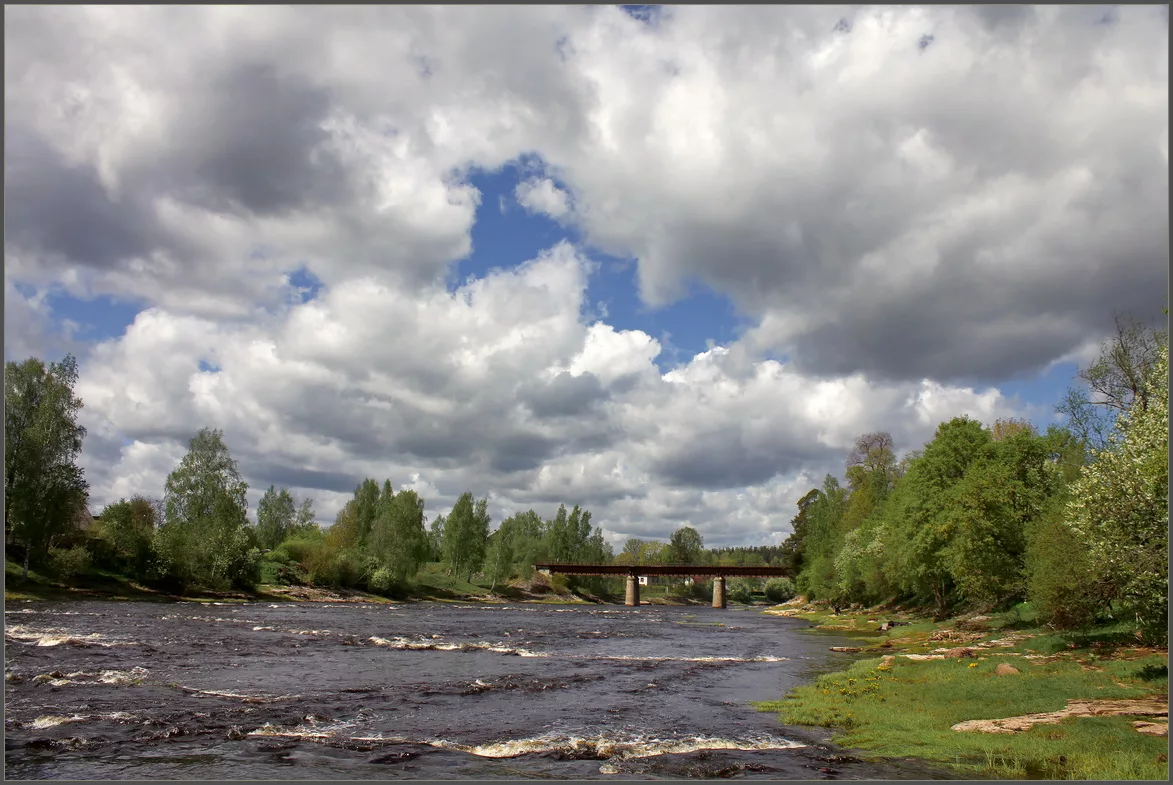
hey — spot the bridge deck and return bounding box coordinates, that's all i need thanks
[534,563,788,578]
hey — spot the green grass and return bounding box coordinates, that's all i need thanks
[757,602,1170,780]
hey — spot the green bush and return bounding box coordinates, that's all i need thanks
[258,560,283,584]
[1026,501,1109,630]
[765,577,797,604]
[48,545,92,583]
[368,566,397,595]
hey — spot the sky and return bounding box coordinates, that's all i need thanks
[4,5,1168,548]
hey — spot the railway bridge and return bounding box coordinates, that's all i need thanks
[533,563,789,609]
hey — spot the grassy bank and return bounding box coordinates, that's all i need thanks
[757,602,1169,780]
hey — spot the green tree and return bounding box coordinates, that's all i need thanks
[945,426,1061,608]
[289,497,318,538]
[97,495,157,579]
[882,417,991,615]
[485,519,517,591]
[779,488,822,574]
[795,476,848,603]
[154,428,258,590]
[442,492,490,581]
[505,509,547,577]
[668,526,704,563]
[1057,311,1168,452]
[1066,341,1168,643]
[369,487,430,584]
[352,478,382,548]
[4,355,90,579]
[428,514,445,561]
[255,485,297,550]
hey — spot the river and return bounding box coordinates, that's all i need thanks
[4,599,958,779]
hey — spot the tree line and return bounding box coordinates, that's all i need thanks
[780,312,1168,644]
[5,310,1164,624]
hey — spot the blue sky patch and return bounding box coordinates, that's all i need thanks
[44,291,143,343]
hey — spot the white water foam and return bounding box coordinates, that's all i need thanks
[174,685,300,703]
[364,635,784,663]
[367,636,549,658]
[31,667,149,687]
[5,626,115,648]
[247,723,805,760]
[27,712,136,730]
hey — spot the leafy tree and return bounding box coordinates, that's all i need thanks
[289,497,318,538]
[256,485,297,550]
[1066,341,1168,643]
[779,488,822,574]
[795,476,848,603]
[97,496,157,579]
[882,417,991,614]
[484,519,517,591]
[845,431,897,491]
[442,492,490,581]
[369,487,430,584]
[154,428,258,590]
[668,526,704,563]
[428,514,445,561]
[352,478,382,548]
[945,427,1060,608]
[764,576,797,604]
[1026,491,1112,630]
[4,355,90,579]
[506,509,548,576]
[1057,311,1168,451]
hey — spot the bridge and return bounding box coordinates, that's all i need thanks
[533,563,789,609]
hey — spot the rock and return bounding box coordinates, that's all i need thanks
[227,726,246,740]
[1134,721,1168,737]
[994,663,1021,676]
[880,622,890,631]
[829,646,862,653]
[944,647,976,659]
[953,698,1168,734]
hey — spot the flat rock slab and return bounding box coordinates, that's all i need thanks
[1133,721,1169,737]
[952,699,1169,734]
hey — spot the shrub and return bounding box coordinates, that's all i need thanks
[368,566,397,595]
[48,545,92,583]
[765,577,797,604]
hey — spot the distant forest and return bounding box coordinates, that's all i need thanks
[5,311,1166,641]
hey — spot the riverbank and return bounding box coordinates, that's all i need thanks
[3,559,710,607]
[757,601,1169,780]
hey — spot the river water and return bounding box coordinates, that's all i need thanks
[4,599,957,780]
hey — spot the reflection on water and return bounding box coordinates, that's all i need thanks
[5,600,958,779]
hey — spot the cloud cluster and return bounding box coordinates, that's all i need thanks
[5,5,1165,545]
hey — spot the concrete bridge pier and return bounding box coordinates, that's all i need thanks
[625,574,640,607]
[712,576,726,609]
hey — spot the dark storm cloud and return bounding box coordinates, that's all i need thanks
[247,464,364,495]
[520,371,610,418]
[4,131,162,268]
[167,63,351,217]
[651,430,832,491]
[488,433,562,473]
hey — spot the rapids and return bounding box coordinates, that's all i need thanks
[4,599,959,779]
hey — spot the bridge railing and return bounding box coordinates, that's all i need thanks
[533,562,790,577]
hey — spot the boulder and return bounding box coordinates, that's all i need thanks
[944,647,976,659]
[994,663,1021,676]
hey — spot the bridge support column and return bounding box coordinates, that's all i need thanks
[712,576,726,609]
[626,575,640,606]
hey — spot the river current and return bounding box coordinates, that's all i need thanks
[4,599,956,779]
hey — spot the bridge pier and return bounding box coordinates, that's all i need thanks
[625,575,640,606]
[712,576,726,609]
